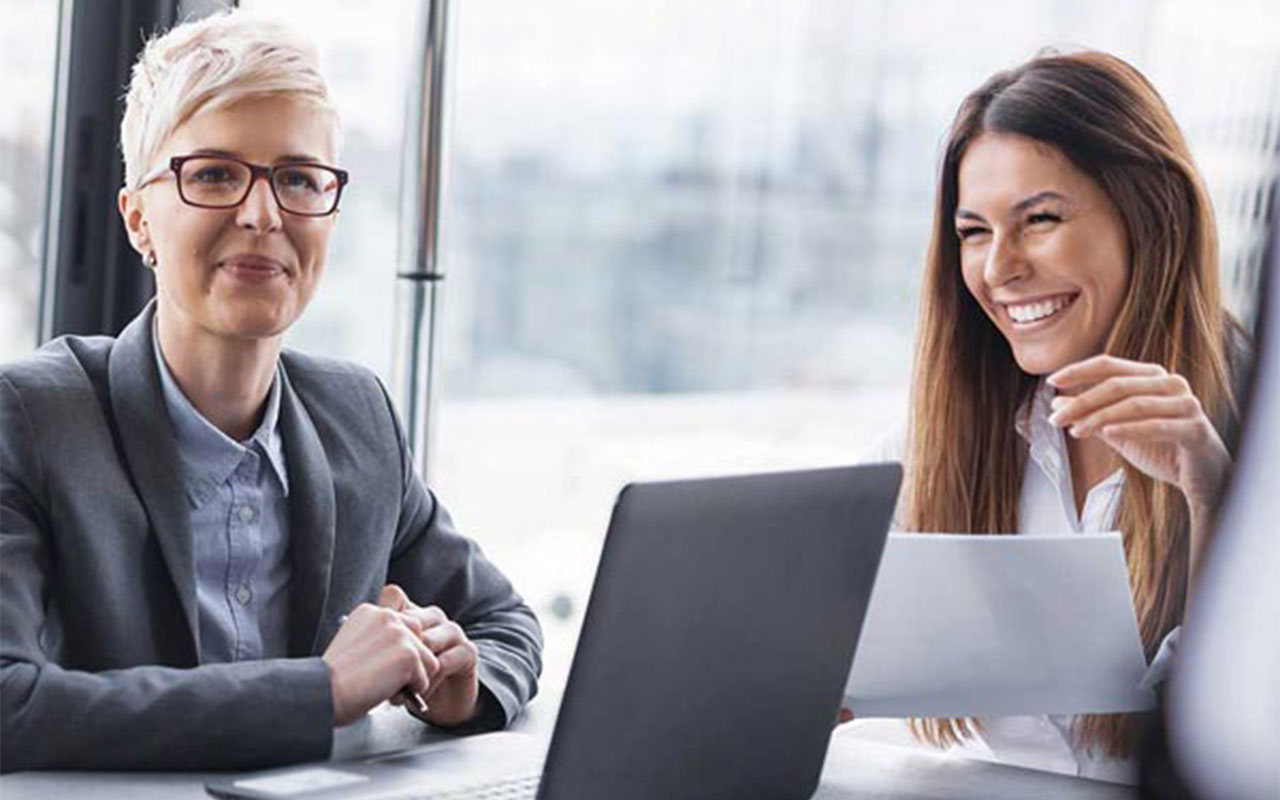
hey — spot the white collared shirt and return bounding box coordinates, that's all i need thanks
[979,379,1134,784]
[856,379,1139,784]
[1015,377,1126,537]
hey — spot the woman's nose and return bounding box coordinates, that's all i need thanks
[235,176,283,233]
[983,231,1029,287]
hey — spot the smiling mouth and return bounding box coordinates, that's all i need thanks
[218,255,290,282]
[1003,293,1079,326]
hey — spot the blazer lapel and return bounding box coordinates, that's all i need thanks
[107,301,200,662]
[277,366,336,656]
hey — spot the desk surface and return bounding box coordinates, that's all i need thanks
[0,698,1135,800]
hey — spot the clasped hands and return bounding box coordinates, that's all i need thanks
[322,584,480,728]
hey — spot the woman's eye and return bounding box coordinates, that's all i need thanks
[1026,211,1061,227]
[956,226,988,241]
[193,167,234,184]
[277,169,320,192]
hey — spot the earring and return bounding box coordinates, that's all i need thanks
[145,251,158,268]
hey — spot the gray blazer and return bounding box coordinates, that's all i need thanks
[0,304,542,772]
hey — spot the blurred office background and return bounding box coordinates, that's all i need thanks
[2,0,1277,688]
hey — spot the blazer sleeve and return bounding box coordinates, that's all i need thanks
[0,375,335,772]
[377,381,543,731]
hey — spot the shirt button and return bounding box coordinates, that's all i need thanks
[236,584,252,605]
[237,505,257,524]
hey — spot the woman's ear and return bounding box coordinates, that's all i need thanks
[117,187,153,263]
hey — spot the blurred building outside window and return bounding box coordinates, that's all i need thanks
[427,0,1280,688]
[0,0,58,363]
[242,0,423,384]
[4,0,1275,692]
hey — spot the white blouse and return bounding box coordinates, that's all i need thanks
[852,379,1141,784]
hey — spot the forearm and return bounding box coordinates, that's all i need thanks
[382,385,544,730]
[0,656,334,772]
[467,604,544,727]
[1185,502,1216,616]
[387,503,544,729]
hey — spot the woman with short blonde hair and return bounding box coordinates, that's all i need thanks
[1,10,541,772]
[120,12,340,192]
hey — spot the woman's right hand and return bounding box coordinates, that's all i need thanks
[322,604,440,726]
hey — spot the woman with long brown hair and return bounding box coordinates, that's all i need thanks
[854,50,1244,782]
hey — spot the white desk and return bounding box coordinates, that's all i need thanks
[0,696,1135,799]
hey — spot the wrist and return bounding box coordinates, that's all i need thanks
[323,657,351,726]
[430,683,505,733]
[1184,492,1214,526]
[1184,495,1218,588]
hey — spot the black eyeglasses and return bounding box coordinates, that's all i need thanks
[136,155,350,217]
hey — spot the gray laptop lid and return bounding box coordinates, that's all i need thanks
[203,463,900,800]
[538,463,901,800]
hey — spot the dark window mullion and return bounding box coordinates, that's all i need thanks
[39,0,232,342]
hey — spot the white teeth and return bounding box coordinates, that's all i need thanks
[1007,295,1072,324]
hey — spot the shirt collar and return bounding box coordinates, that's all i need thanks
[1015,379,1054,450]
[152,322,289,507]
[1016,377,1125,527]
[1015,378,1070,491]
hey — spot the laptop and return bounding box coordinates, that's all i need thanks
[207,463,902,800]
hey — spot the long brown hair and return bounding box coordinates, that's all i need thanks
[906,50,1238,757]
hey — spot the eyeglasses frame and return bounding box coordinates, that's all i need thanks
[135,154,350,217]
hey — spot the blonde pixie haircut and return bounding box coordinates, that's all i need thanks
[120,10,340,190]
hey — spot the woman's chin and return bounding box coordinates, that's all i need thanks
[213,307,297,341]
[1010,346,1071,377]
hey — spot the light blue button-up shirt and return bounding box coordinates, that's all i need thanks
[153,331,293,663]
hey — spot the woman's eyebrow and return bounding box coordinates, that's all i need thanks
[189,147,238,158]
[956,190,1069,223]
[184,148,323,164]
[1012,190,1067,212]
[274,154,323,164]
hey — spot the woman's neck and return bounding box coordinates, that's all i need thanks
[1064,434,1119,518]
[1052,382,1121,517]
[155,305,281,442]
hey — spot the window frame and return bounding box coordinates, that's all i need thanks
[39,0,230,342]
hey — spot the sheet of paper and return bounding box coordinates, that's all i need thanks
[845,532,1157,717]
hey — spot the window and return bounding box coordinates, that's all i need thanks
[0,0,59,362]
[244,0,1277,691]
[433,0,1280,688]
[241,0,425,383]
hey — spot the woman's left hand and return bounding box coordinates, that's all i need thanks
[1047,355,1230,516]
[377,584,481,728]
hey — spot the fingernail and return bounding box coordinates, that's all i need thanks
[1048,410,1063,426]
